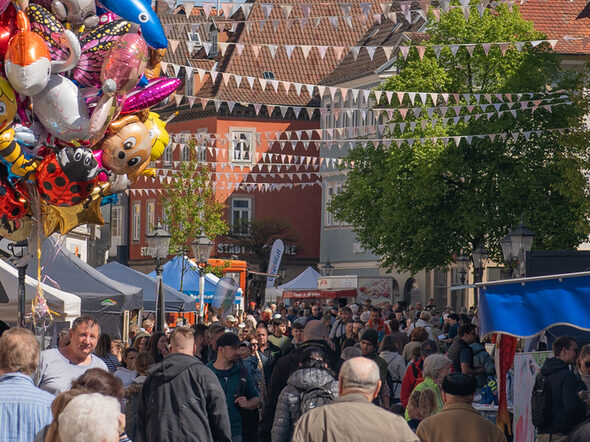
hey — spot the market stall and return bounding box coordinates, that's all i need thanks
[0,258,81,324]
[97,261,196,312]
[27,236,143,338]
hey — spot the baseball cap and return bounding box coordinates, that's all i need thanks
[225,315,238,323]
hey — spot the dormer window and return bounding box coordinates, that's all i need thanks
[209,28,219,58]
[263,71,275,80]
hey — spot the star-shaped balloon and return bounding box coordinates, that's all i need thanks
[41,189,105,236]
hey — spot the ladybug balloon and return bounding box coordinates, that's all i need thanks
[0,168,29,231]
[36,147,101,206]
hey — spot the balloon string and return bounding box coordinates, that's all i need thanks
[32,230,52,325]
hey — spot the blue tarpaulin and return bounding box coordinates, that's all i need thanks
[478,272,590,338]
[148,255,218,299]
[97,261,196,312]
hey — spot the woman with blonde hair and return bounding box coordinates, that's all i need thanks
[406,388,438,431]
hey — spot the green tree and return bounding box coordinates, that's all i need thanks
[330,3,590,274]
[162,143,229,289]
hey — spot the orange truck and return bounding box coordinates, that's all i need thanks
[168,259,248,326]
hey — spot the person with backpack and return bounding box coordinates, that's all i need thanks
[380,335,406,404]
[532,336,590,441]
[271,348,338,442]
[401,340,438,407]
[291,357,419,442]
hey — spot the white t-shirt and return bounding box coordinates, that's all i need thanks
[34,348,108,395]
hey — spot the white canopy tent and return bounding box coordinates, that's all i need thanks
[0,258,81,324]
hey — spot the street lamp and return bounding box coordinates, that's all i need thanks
[8,240,28,326]
[456,254,469,284]
[501,218,534,277]
[191,233,213,323]
[146,222,171,332]
[471,245,488,307]
[321,261,334,277]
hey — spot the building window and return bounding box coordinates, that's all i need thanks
[263,71,275,80]
[197,128,207,162]
[187,31,202,45]
[231,198,251,234]
[324,182,347,228]
[132,202,141,241]
[181,143,191,162]
[230,130,254,163]
[111,206,121,238]
[146,201,155,234]
[163,144,173,167]
[209,29,218,58]
[434,269,449,310]
[324,185,334,227]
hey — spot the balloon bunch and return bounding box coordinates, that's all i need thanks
[0,0,179,237]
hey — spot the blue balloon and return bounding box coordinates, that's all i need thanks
[99,0,168,49]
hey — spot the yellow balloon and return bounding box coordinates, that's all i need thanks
[0,77,17,132]
[41,188,105,236]
[145,111,176,161]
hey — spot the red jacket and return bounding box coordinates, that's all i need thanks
[400,357,424,407]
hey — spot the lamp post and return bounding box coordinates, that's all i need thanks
[191,233,213,323]
[501,218,534,277]
[146,222,171,332]
[456,254,469,309]
[471,245,488,306]
[321,261,334,277]
[8,240,28,326]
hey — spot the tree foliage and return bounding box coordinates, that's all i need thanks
[226,217,297,271]
[330,4,590,273]
[162,144,229,256]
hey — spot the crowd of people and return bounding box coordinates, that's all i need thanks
[1,298,589,441]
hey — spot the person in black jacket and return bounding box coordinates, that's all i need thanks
[258,320,341,442]
[136,327,232,442]
[446,324,484,376]
[536,336,590,441]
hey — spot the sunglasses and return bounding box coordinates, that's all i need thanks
[584,361,590,368]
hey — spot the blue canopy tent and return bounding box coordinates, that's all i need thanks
[478,271,590,338]
[148,255,218,302]
[97,261,196,312]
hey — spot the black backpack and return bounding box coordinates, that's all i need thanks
[297,380,335,418]
[531,372,553,428]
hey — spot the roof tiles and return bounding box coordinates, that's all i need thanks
[520,0,590,55]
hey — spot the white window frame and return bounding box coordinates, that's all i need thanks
[146,200,155,235]
[324,184,334,227]
[163,144,173,167]
[187,31,202,45]
[132,202,141,242]
[196,128,208,162]
[231,197,252,235]
[111,206,121,238]
[229,128,255,164]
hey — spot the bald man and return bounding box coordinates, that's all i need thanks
[258,320,341,442]
[292,358,418,442]
[136,327,232,442]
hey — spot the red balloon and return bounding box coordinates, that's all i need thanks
[0,176,29,223]
[36,148,99,206]
[0,4,17,62]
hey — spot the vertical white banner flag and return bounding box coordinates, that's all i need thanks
[266,239,285,288]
